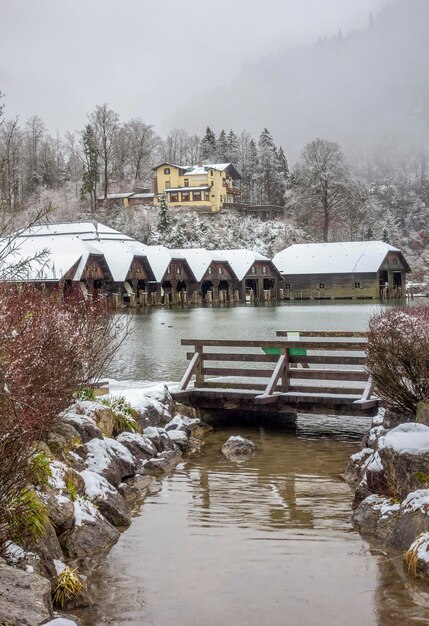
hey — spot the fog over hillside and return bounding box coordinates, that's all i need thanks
[175,0,429,160]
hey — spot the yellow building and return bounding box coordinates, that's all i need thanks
[152,162,242,212]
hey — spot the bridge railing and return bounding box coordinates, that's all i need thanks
[178,332,375,407]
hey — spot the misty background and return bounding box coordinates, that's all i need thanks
[0,0,399,152]
[1,0,429,280]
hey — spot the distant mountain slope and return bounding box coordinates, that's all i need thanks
[176,0,429,158]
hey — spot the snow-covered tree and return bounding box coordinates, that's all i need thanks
[200,126,217,162]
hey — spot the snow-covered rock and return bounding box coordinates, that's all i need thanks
[0,558,53,625]
[116,431,157,461]
[144,450,182,478]
[222,435,257,460]
[80,470,131,527]
[82,437,137,487]
[60,497,120,564]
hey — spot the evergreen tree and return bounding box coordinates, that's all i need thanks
[200,127,217,162]
[80,124,99,213]
[227,130,239,163]
[158,192,170,232]
[256,128,286,206]
[217,130,229,162]
[382,228,390,243]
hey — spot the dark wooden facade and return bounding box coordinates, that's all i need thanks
[281,251,410,301]
[241,260,281,302]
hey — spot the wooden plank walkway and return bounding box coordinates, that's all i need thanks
[170,331,379,417]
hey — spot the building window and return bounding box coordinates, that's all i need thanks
[169,192,179,202]
[208,266,212,274]
[165,181,170,189]
[220,195,223,203]
[285,283,292,290]
[317,282,325,290]
[251,266,256,274]
[167,266,171,274]
[164,167,170,175]
[193,191,202,201]
[204,191,210,201]
[262,266,267,274]
[355,282,362,289]
[218,266,223,275]
[184,178,189,187]
[181,191,190,202]
[210,170,213,176]
[176,266,181,274]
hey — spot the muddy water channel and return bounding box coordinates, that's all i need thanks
[81,303,429,625]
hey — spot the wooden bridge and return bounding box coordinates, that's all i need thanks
[170,331,379,420]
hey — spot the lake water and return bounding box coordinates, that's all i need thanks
[79,302,429,625]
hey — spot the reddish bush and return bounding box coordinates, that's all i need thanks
[0,285,128,545]
[367,306,429,419]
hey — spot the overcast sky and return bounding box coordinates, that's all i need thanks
[0,0,389,136]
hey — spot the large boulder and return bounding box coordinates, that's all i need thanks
[143,426,176,453]
[222,435,256,460]
[386,489,429,551]
[144,450,182,478]
[61,412,103,443]
[66,401,116,437]
[0,558,53,625]
[352,494,400,540]
[81,438,137,487]
[137,385,176,428]
[116,431,157,462]
[378,423,429,499]
[41,488,75,536]
[59,498,120,566]
[80,469,131,527]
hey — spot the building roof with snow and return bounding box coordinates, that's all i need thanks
[217,249,271,281]
[272,241,411,275]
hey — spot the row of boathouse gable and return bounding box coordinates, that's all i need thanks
[2,224,410,304]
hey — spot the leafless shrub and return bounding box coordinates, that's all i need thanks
[367,306,429,419]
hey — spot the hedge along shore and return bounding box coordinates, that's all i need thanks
[344,401,429,580]
[0,383,210,626]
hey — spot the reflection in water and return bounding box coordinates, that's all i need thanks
[80,304,429,625]
[109,302,385,382]
[76,424,429,626]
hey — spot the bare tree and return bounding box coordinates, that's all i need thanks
[89,104,119,199]
[292,138,352,242]
[123,118,159,184]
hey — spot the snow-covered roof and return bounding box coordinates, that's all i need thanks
[272,241,408,275]
[169,248,213,282]
[20,222,130,240]
[1,234,99,281]
[140,245,172,282]
[217,249,270,281]
[97,193,134,200]
[131,193,155,199]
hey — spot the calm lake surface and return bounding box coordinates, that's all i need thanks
[79,302,429,625]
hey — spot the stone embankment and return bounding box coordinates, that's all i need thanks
[345,402,429,580]
[0,386,210,625]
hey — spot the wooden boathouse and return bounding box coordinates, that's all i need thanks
[273,241,410,300]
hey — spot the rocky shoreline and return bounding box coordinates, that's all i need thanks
[0,385,210,626]
[345,402,429,580]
